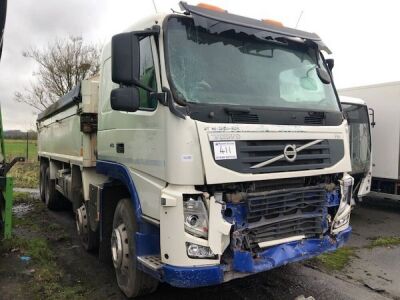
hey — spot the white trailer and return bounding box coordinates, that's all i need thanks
[37,2,354,298]
[340,82,400,200]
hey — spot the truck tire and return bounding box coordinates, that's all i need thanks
[44,167,61,210]
[39,163,47,202]
[76,202,99,251]
[111,198,158,298]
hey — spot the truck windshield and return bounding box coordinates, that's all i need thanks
[342,103,371,174]
[165,16,340,112]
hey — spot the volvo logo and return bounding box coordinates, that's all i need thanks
[283,144,297,162]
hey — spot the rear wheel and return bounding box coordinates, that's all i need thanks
[44,167,61,210]
[76,202,98,251]
[39,163,47,202]
[111,198,158,298]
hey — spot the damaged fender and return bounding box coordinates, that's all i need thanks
[208,195,232,254]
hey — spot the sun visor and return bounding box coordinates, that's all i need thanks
[179,2,332,54]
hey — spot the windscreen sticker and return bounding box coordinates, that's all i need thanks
[213,141,237,160]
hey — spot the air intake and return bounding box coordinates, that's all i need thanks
[304,112,325,125]
[230,113,259,124]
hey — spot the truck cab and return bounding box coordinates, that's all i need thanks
[340,96,372,202]
[37,2,354,297]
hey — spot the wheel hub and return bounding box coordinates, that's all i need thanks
[75,204,88,236]
[111,223,129,272]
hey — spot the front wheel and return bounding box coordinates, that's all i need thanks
[111,198,158,298]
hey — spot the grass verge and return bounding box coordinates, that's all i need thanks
[1,193,89,299]
[4,139,37,161]
[367,236,400,249]
[313,247,357,271]
[8,161,39,188]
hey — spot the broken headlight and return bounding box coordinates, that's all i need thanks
[183,195,208,239]
[332,175,353,232]
[341,176,353,205]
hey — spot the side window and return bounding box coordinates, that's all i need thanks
[138,37,157,110]
[100,58,118,113]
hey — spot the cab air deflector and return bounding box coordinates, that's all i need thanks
[179,1,331,54]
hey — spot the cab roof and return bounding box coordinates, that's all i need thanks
[339,96,367,106]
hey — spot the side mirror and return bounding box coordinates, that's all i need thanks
[111,87,140,112]
[326,58,334,71]
[316,68,331,84]
[111,32,140,85]
[368,107,376,128]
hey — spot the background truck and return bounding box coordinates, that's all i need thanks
[340,82,400,200]
[339,96,372,202]
[37,2,353,298]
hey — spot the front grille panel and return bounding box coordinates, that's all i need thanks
[212,139,344,174]
[244,185,327,249]
[247,186,326,222]
[247,216,324,248]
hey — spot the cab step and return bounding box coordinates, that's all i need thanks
[137,255,163,271]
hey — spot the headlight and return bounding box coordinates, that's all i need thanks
[332,175,353,232]
[186,242,216,259]
[341,176,354,205]
[183,195,208,239]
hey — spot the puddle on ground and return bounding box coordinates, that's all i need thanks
[13,203,33,217]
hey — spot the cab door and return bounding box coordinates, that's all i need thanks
[98,35,166,220]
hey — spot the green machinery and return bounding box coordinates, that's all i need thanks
[0,107,24,239]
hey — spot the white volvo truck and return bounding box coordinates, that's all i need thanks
[37,2,353,298]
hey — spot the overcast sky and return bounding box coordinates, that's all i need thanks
[1,0,399,130]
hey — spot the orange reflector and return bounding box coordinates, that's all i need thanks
[262,19,284,27]
[197,3,226,13]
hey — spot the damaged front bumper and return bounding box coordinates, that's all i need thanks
[162,226,351,288]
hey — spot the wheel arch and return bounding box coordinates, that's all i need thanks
[96,160,160,263]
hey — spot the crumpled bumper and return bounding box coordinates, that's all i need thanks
[162,227,352,288]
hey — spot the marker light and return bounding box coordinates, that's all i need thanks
[197,3,226,13]
[262,19,284,27]
[186,243,216,259]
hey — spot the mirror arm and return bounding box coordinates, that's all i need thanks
[368,107,376,127]
[161,87,186,119]
[129,80,156,93]
[133,25,160,38]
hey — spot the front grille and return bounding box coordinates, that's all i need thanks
[247,186,326,222]
[212,139,344,174]
[244,185,327,249]
[246,216,324,248]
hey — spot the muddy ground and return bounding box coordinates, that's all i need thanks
[1,192,400,300]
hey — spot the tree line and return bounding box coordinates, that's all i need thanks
[4,130,37,140]
[15,36,101,112]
